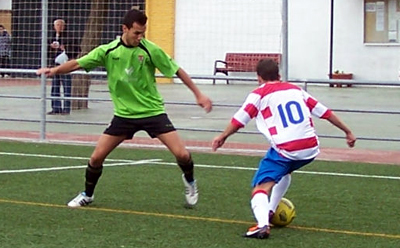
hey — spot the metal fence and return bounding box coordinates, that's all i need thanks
[1,0,399,152]
[0,68,399,152]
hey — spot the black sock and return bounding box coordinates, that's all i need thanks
[84,163,103,197]
[177,155,194,183]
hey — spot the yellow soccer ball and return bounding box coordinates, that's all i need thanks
[270,198,296,227]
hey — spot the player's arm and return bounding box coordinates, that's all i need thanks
[304,90,356,148]
[176,68,212,113]
[149,44,212,111]
[212,92,259,151]
[212,123,240,151]
[36,59,81,77]
[326,112,356,148]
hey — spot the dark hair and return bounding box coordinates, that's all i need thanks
[122,9,147,28]
[256,59,280,81]
[0,25,4,29]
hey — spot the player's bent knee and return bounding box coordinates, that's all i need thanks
[174,150,191,162]
[89,157,105,168]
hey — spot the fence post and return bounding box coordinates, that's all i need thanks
[40,0,49,140]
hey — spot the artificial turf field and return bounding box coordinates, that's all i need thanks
[0,140,399,248]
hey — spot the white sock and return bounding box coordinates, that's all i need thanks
[251,190,269,227]
[269,174,291,213]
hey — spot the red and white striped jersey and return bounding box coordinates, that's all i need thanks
[231,82,332,160]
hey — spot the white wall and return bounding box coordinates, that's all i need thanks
[3,0,399,81]
[175,0,282,78]
[290,0,400,81]
[175,0,400,82]
[0,0,11,10]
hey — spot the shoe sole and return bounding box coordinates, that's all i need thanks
[67,202,93,208]
[243,227,270,239]
[243,232,270,239]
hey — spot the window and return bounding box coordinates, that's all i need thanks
[364,0,400,43]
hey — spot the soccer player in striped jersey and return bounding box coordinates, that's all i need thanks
[37,9,212,208]
[212,58,356,239]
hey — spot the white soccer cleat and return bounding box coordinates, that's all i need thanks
[67,192,94,207]
[182,174,198,206]
[243,225,270,239]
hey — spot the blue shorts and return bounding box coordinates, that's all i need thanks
[251,148,314,187]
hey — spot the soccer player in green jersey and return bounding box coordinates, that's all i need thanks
[37,9,213,208]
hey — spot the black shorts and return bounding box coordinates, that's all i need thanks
[104,113,176,139]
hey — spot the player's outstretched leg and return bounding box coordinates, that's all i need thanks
[269,174,291,214]
[157,131,198,206]
[178,154,198,206]
[67,163,102,207]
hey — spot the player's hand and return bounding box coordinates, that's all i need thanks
[197,94,212,113]
[346,132,356,148]
[212,136,225,151]
[36,67,54,77]
[196,94,212,112]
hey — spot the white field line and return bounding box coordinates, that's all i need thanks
[0,159,162,174]
[0,151,161,173]
[0,151,136,162]
[150,162,400,181]
[0,152,399,180]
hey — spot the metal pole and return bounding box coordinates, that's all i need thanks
[281,0,288,81]
[329,0,334,79]
[40,0,48,140]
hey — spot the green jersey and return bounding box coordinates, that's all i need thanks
[77,38,179,118]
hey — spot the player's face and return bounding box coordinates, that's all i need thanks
[122,22,146,47]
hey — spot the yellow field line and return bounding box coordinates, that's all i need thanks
[1,198,399,240]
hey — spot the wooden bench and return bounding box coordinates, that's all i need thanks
[213,53,281,84]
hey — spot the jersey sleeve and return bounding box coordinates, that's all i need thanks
[302,90,332,119]
[76,45,106,72]
[231,92,261,128]
[150,46,179,77]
